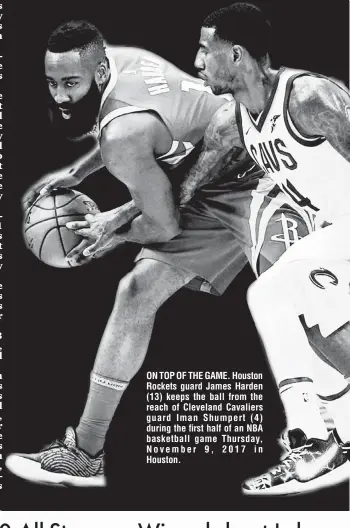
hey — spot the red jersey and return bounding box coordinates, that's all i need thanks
[99,46,226,168]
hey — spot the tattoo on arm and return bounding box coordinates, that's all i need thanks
[180,102,245,205]
[290,76,350,163]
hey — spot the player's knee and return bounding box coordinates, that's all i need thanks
[113,259,191,317]
[115,269,151,307]
[114,264,165,313]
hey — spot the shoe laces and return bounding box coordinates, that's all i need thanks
[280,432,291,452]
[42,429,76,453]
[270,443,312,476]
[42,438,65,451]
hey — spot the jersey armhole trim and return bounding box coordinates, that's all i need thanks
[283,73,326,147]
[99,106,178,162]
[99,106,149,135]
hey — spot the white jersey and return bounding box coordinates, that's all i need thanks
[236,67,350,224]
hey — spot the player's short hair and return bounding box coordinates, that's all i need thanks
[47,20,104,56]
[203,2,272,59]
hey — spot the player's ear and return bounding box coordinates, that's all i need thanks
[232,45,243,64]
[96,59,108,85]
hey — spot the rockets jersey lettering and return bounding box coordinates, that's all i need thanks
[236,67,350,223]
[99,47,225,169]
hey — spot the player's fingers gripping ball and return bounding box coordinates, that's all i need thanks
[23,188,100,268]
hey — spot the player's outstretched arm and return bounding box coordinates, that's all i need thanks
[22,142,104,211]
[290,76,350,162]
[179,101,245,205]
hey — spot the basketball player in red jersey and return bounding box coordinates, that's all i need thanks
[13,18,334,488]
[16,20,268,486]
[166,3,350,494]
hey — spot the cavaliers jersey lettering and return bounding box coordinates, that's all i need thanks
[249,139,298,174]
[236,68,350,223]
[99,47,225,169]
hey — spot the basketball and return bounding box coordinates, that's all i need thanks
[23,189,100,268]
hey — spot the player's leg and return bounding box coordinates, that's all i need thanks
[311,350,350,451]
[184,181,350,494]
[256,205,350,379]
[75,201,248,458]
[243,220,350,493]
[251,193,350,425]
[198,178,350,415]
[248,257,331,438]
[254,199,345,420]
[243,259,350,494]
[196,181,331,435]
[305,323,350,382]
[238,195,350,493]
[251,214,350,387]
[6,258,194,487]
[76,258,195,457]
[203,184,331,436]
[6,200,245,486]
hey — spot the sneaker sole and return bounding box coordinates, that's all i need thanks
[5,454,106,488]
[242,459,350,496]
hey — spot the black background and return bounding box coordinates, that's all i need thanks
[2,0,349,512]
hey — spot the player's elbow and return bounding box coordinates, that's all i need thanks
[142,205,181,242]
[156,221,182,242]
[163,225,182,241]
[163,209,182,240]
[136,214,181,244]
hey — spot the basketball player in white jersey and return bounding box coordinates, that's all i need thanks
[175,3,350,494]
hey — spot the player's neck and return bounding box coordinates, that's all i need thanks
[235,65,277,115]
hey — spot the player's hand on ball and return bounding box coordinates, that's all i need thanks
[22,168,81,211]
[65,211,126,264]
[65,231,125,265]
[64,238,96,267]
[86,232,126,260]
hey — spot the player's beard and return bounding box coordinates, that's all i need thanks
[48,80,102,139]
[203,66,236,97]
[210,75,236,96]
